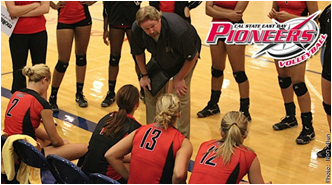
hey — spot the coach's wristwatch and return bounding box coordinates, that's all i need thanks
[139,73,148,78]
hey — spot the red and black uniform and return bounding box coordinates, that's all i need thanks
[56,1,92,29]
[81,113,141,183]
[149,1,201,23]
[189,140,256,184]
[210,1,243,43]
[9,1,47,94]
[103,1,140,29]
[277,1,308,23]
[212,1,243,23]
[13,1,46,34]
[4,88,51,139]
[128,123,186,184]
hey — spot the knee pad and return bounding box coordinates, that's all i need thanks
[109,55,121,66]
[76,54,87,66]
[278,76,292,89]
[323,102,331,115]
[233,71,247,83]
[293,82,308,96]
[211,67,223,78]
[55,60,69,73]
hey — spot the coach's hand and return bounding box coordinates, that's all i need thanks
[174,77,187,97]
[140,76,151,91]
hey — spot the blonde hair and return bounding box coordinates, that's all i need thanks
[136,6,162,27]
[22,64,50,82]
[154,93,180,129]
[216,111,250,164]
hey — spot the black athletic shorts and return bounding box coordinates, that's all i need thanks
[322,44,331,82]
[57,5,92,30]
[57,16,92,30]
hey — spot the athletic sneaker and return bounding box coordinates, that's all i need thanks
[49,96,59,113]
[101,91,115,107]
[273,116,298,130]
[317,143,331,158]
[241,111,252,122]
[295,126,315,144]
[197,104,220,118]
[75,92,88,107]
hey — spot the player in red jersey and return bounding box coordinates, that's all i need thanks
[3,64,87,160]
[189,111,269,184]
[197,1,252,123]
[48,1,96,112]
[149,1,202,23]
[5,1,49,96]
[268,1,318,145]
[105,94,193,184]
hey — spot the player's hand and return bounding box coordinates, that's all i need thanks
[79,1,95,6]
[275,11,292,21]
[228,10,243,22]
[140,76,151,91]
[268,8,277,19]
[173,78,187,97]
[52,1,66,10]
[103,30,109,46]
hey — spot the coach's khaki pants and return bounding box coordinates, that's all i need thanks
[144,67,195,139]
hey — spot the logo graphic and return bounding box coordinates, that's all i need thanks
[206,11,327,68]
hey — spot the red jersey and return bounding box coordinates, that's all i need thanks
[277,1,308,23]
[212,1,238,22]
[57,1,86,24]
[4,88,51,139]
[159,1,175,13]
[13,1,46,34]
[189,140,257,184]
[128,123,185,184]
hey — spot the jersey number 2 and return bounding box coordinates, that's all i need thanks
[139,127,162,151]
[6,98,19,117]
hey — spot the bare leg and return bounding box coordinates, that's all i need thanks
[322,77,331,129]
[52,29,74,88]
[74,25,92,84]
[197,41,226,118]
[43,143,88,161]
[109,28,125,81]
[290,62,311,113]
[274,60,294,104]
[226,44,249,99]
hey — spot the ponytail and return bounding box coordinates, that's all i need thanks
[102,84,139,138]
[215,111,250,164]
[103,108,129,138]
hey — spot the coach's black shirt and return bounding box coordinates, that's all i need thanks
[131,12,201,77]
